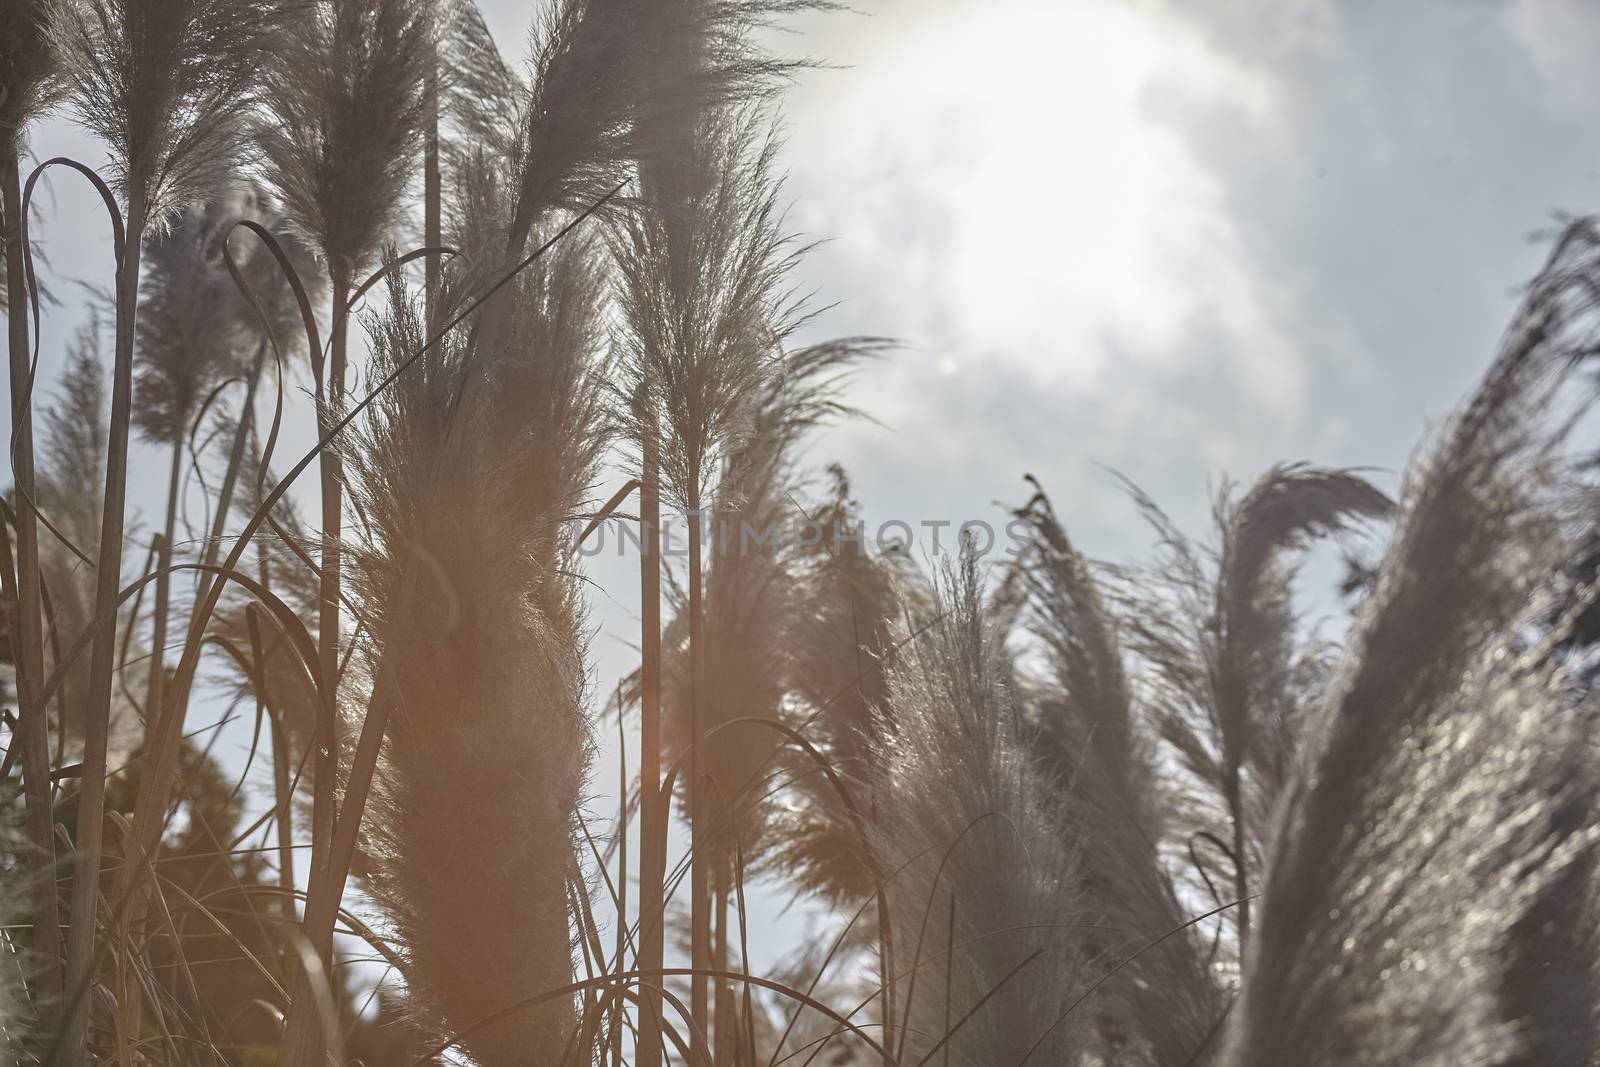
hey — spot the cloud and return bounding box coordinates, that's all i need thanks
[1506,0,1600,116]
[779,0,1311,483]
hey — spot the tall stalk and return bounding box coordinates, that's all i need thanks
[637,440,666,1067]
[266,264,354,1067]
[259,544,296,931]
[687,487,709,1052]
[49,3,293,1052]
[2,127,61,1024]
[194,337,269,608]
[141,439,184,732]
[61,172,144,1060]
[0,30,62,1042]
[713,874,733,1063]
[254,8,433,1022]
[616,110,801,1055]
[311,263,352,900]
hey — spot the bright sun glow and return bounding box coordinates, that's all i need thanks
[788,0,1300,410]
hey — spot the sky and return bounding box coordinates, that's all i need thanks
[15,0,1600,655]
[746,0,1600,559]
[8,0,1600,1018]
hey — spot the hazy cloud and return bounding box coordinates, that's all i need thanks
[783,0,1300,407]
[1506,0,1600,115]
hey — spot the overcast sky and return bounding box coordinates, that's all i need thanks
[9,0,1600,986]
[16,0,1600,639]
[747,0,1600,558]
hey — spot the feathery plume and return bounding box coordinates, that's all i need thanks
[37,324,109,737]
[351,217,607,1063]
[1114,464,1391,951]
[661,343,884,874]
[0,0,63,144]
[614,109,798,509]
[133,188,298,749]
[775,463,911,905]
[258,0,432,285]
[1015,486,1222,1066]
[134,186,307,445]
[1222,220,1600,1067]
[187,182,322,599]
[435,0,523,171]
[870,547,1087,1065]
[28,327,146,800]
[50,0,287,226]
[507,0,832,249]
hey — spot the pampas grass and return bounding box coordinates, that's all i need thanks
[0,8,65,1018]
[774,465,908,908]
[9,5,1600,1063]
[34,321,146,769]
[508,0,830,250]
[1013,487,1223,1066]
[613,111,797,514]
[48,0,289,1048]
[36,324,109,723]
[133,189,294,447]
[2,0,68,1034]
[49,0,286,228]
[258,0,432,286]
[256,9,432,1049]
[0,0,63,144]
[1222,220,1600,1067]
[254,0,434,756]
[187,184,322,612]
[254,0,434,659]
[652,334,880,1059]
[132,188,292,764]
[349,203,608,1062]
[1,0,65,309]
[868,547,1086,1066]
[1113,465,1391,954]
[614,103,800,1048]
[661,341,884,866]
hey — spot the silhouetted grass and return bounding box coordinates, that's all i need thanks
[4,3,1600,1066]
